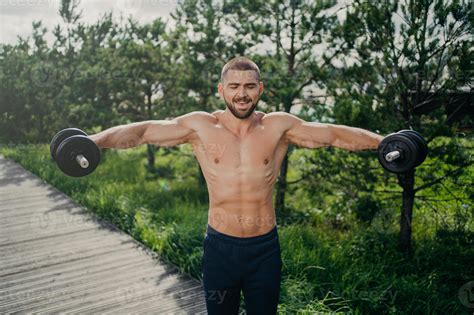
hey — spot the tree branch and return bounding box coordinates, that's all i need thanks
[414,161,473,193]
[286,175,310,185]
[440,181,469,205]
[426,45,447,92]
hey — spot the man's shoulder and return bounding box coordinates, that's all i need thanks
[261,111,289,119]
[261,111,300,133]
[179,111,218,121]
[261,111,295,123]
[211,110,225,118]
[175,111,218,131]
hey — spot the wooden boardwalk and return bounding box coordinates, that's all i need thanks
[0,155,207,314]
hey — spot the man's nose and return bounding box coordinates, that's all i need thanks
[236,86,247,97]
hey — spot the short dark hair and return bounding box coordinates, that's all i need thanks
[220,57,260,82]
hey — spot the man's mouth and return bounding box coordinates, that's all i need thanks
[234,100,251,107]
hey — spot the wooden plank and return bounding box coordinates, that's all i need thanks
[0,155,206,314]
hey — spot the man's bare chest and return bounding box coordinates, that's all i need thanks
[190,124,286,169]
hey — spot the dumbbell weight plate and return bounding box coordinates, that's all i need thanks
[50,128,87,161]
[396,131,422,166]
[55,135,101,177]
[378,133,418,173]
[398,130,428,166]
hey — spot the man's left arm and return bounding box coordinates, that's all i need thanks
[279,112,384,151]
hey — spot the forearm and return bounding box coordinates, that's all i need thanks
[89,122,148,149]
[329,124,384,151]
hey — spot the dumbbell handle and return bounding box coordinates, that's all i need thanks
[385,150,400,162]
[76,154,89,169]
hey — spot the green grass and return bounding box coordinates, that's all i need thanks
[1,143,472,314]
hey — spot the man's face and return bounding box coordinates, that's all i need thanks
[218,70,264,120]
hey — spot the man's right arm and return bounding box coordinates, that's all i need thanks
[89,111,208,149]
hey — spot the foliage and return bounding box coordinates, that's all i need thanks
[1,0,473,313]
[1,144,472,313]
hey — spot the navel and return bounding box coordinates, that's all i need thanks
[264,158,269,165]
[214,158,219,164]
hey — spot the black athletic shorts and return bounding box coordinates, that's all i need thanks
[202,224,282,315]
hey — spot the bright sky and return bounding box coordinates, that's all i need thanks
[0,0,355,46]
[0,0,180,44]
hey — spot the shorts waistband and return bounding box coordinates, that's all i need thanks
[206,224,278,246]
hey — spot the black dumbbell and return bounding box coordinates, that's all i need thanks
[397,130,428,167]
[378,130,428,173]
[50,128,101,177]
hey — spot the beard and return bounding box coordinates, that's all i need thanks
[223,92,259,120]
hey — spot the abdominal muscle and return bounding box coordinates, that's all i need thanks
[208,190,276,237]
[208,202,276,237]
[204,164,276,237]
[208,204,277,237]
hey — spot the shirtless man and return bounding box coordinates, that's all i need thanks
[89,57,383,314]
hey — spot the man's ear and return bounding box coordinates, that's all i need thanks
[217,82,223,98]
[259,81,264,96]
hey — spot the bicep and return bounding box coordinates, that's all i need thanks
[283,114,334,149]
[142,112,198,146]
